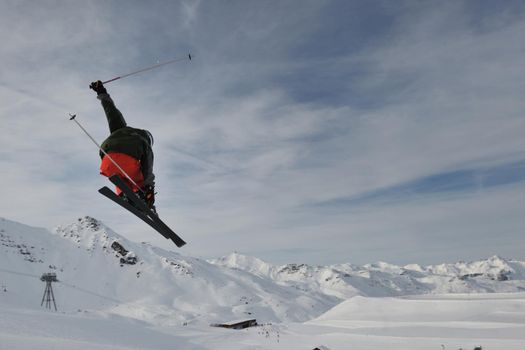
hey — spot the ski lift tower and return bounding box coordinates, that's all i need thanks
[40,273,58,311]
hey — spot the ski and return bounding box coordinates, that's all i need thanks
[107,175,186,247]
[100,175,186,247]
[98,186,170,240]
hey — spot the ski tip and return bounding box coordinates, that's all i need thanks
[175,240,187,248]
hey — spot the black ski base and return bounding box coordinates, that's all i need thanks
[99,175,186,247]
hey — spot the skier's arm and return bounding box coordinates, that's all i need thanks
[98,93,127,133]
[90,80,127,133]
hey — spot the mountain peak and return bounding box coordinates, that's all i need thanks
[487,255,510,265]
[77,216,104,231]
[211,252,274,277]
[53,216,118,251]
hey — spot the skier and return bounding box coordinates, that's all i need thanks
[89,80,156,211]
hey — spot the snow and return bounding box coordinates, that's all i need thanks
[213,251,525,298]
[1,216,525,349]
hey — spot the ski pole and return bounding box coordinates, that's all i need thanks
[69,114,144,194]
[100,53,192,85]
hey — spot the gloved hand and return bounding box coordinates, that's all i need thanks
[89,80,107,95]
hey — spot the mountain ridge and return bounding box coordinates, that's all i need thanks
[1,216,524,327]
[211,251,525,298]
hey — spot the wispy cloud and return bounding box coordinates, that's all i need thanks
[0,1,524,265]
[313,159,525,208]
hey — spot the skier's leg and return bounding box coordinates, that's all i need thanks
[100,152,144,194]
[140,145,155,188]
[140,146,156,210]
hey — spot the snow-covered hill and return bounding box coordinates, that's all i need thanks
[2,216,525,350]
[305,293,525,349]
[2,216,525,327]
[0,216,337,326]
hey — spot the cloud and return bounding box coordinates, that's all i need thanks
[313,159,525,209]
[0,1,524,265]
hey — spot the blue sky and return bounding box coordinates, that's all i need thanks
[0,0,524,265]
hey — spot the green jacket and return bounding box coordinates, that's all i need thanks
[98,94,155,186]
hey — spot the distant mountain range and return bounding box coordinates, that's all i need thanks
[1,216,524,327]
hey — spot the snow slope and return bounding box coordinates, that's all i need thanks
[0,216,337,325]
[2,216,525,349]
[305,293,525,349]
[2,292,525,350]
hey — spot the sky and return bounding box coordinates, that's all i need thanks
[0,0,524,265]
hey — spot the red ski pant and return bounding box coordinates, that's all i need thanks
[100,152,144,195]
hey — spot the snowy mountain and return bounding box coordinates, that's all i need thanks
[0,216,337,326]
[212,251,525,299]
[2,216,525,349]
[1,215,525,325]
